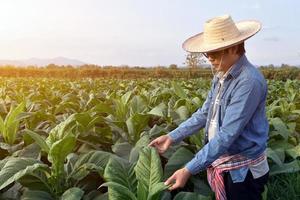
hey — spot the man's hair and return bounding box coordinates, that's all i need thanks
[236,42,245,55]
[224,42,245,56]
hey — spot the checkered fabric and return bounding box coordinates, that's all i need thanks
[207,153,266,200]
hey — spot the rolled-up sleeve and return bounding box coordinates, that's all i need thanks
[167,85,213,144]
[185,78,264,174]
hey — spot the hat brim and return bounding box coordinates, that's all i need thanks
[182,20,261,53]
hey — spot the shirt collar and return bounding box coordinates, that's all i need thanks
[228,54,248,79]
[213,54,248,84]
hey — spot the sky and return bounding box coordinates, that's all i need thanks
[0,0,299,67]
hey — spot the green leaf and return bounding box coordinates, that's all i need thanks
[72,151,113,174]
[68,163,103,182]
[164,147,194,179]
[5,102,25,126]
[24,129,50,153]
[0,158,46,190]
[270,118,290,140]
[21,190,54,200]
[130,95,147,114]
[148,103,168,118]
[286,144,300,159]
[135,147,164,200]
[104,157,137,197]
[112,142,133,160]
[46,114,76,147]
[147,182,169,200]
[100,182,137,200]
[175,106,189,121]
[0,116,5,136]
[121,91,133,105]
[48,135,76,177]
[129,135,150,163]
[270,160,300,175]
[267,148,284,166]
[171,81,188,99]
[60,187,84,200]
[91,102,113,114]
[173,192,211,200]
[126,113,150,144]
[18,167,52,192]
[13,143,41,159]
[3,102,25,144]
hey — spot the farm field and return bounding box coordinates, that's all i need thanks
[0,77,299,200]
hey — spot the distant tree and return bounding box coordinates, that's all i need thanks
[46,63,58,69]
[281,63,290,68]
[184,53,207,69]
[169,64,178,69]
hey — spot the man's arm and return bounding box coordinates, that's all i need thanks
[167,83,214,143]
[184,78,265,175]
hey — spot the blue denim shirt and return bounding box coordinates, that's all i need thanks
[168,54,269,183]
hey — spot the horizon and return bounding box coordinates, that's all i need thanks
[0,0,299,66]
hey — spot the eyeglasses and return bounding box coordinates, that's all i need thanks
[202,49,225,59]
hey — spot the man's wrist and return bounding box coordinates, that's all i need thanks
[183,167,192,176]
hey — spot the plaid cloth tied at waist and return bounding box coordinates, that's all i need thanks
[207,152,266,200]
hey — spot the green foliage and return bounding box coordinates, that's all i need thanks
[0,77,298,199]
[0,102,25,145]
[102,147,168,200]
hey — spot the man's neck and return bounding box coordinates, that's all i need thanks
[221,54,242,74]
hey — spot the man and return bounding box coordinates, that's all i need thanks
[149,14,269,200]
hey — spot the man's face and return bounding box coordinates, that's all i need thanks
[204,47,238,72]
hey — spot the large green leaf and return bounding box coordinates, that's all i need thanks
[112,142,133,160]
[267,148,284,166]
[100,182,137,200]
[3,102,25,144]
[90,102,113,114]
[104,157,137,198]
[12,143,41,159]
[68,163,103,183]
[121,91,133,105]
[135,147,165,200]
[130,95,147,114]
[129,134,150,163]
[148,103,168,118]
[286,144,300,159]
[164,147,194,179]
[175,106,189,121]
[24,129,50,153]
[0,158,47,190]
[270,160,300,175]
[60,187,84,200]
[147,182,169,200]
[171,81,188,99]
[21,190,54,200]
[18,168,52,192]
[72,151,113,174]
[46,114,77,147]
[269,118,290,140]
[48,135,76,178]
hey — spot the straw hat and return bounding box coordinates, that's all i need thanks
[182,14,261,53]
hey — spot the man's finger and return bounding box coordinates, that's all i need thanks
[148,140,157,147]
[164,175,175,186]
[168,182,180,191]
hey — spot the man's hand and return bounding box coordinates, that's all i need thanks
[164,167,192,190]
[148,135,173,154]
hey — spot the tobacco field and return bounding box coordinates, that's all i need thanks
[0,78,299,200]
